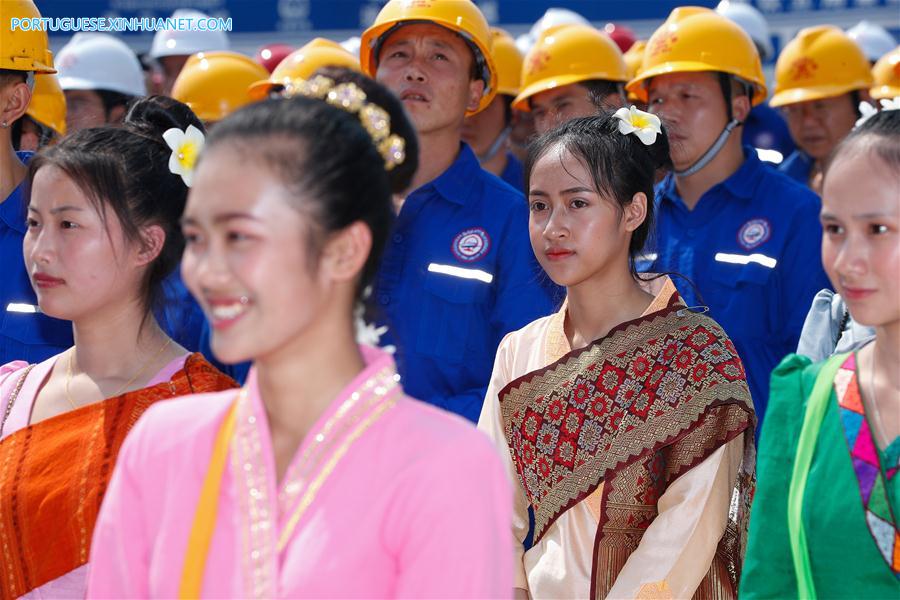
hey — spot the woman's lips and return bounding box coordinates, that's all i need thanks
[32,273,65,288]
[842,286,876,301]
[545,249,575,261]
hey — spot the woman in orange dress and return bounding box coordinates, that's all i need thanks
[0,96,236,599]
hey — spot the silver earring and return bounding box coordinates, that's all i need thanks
[0,121,8,128]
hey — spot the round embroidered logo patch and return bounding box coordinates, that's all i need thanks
[737,218,771,250]
[452,228,490,262]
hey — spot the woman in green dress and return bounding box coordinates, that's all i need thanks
[741,107,900,598]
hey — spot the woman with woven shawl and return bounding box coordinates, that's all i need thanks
[477,109,756,599]
[740,107,900,598]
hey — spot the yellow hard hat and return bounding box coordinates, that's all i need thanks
[512,24,628,112]
[1,0,55,73]
[770,25,873,108]
[359,0,497,115]
[623,39,647,81]
[26,73,66,136]
[172,51,269,123]
[626,6,766,106]
[871,45,900,100]
[490,28,523,97]
[624,40,647,102]
[248,38,361,100]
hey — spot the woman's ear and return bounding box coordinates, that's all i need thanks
[623,192,648,233]
[135,224,166,267]
[320,221,372,284]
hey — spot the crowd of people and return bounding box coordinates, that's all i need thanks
[0,0,898,598]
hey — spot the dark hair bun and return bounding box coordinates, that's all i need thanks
[644,117,673,171]
[312,66,419,194]
[124,95,205,139]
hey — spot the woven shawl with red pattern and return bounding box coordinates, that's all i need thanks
[499,293,756,599]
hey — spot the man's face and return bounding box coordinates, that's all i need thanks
[646,72,732,172]
[159,54,190,96]
[64,89,108,132]
[375,23,484,136]
[528,84,598,135]
[781,94,858,161]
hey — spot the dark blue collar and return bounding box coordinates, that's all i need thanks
[659,146,764,204]
[416,143,481,206]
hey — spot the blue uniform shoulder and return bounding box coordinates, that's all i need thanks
[476,165,527,210]
[753,160,821,212]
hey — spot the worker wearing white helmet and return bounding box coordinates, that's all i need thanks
[715,0,774,61]
[846,20,897,64]
[150,9,230,95]
[55,33,146,132]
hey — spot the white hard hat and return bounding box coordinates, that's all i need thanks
[515,33,533,56]
[56,33,146,97]
[715,0,774,61]
[339,36,361,56]
[846,20,897,62]
[150,9,230,59]
[528,8,590,41]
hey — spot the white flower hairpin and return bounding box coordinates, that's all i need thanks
[354,287,395,354]
[163,125,205,187]
[855,96,900,129]
[613,105,662,145]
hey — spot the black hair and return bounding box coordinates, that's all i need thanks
[583,79,626,109]
[525,110,672,277]
[0,69,27,86]
[26,95,204,324]
[829,107,900,173]
[202,66,419,297]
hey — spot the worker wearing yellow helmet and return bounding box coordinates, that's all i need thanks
[248,38,360,100]
[627,6,830,425]
[1,0,75,365]
[461,28,527,190]
[15,73,66,151]
[359,0,556,423]
[871,45,900,100]
[772,26,873,192]
[514,24,628,135]
[171,51,268,125]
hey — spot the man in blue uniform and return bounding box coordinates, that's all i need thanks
[627,7,831,426]
[0,1,73,365]
[359,0,556,423]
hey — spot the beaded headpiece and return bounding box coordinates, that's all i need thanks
[281,75,406,171]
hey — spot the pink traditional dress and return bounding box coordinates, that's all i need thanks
[87,345,513,598]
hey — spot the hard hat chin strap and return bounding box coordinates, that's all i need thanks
[674,117,740,178]
[479,126,511,163]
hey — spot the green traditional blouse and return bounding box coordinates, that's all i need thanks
[741,352,900,599]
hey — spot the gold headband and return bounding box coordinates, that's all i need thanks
[280,75,406,171]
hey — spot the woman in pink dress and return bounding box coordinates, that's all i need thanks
[87,68,514,599]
